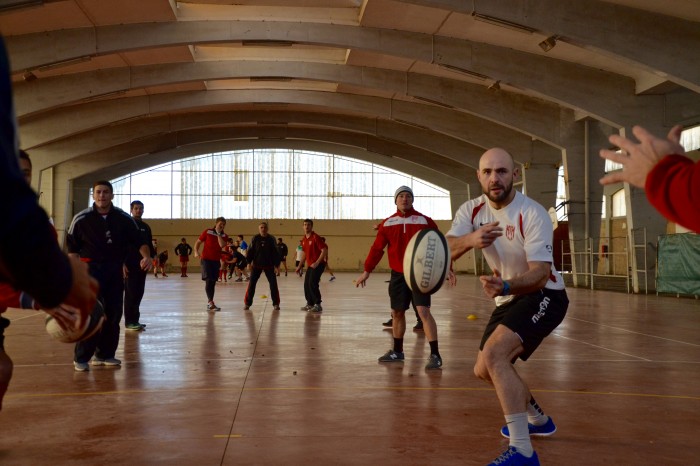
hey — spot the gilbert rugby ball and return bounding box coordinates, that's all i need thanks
[45,299,106,343]
[403,228,450,295]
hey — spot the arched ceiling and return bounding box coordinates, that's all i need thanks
[1,0,699,192]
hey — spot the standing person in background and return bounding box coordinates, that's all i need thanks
[123,200,156,331]
[244,222,281,311]
[275,237,288,277]
[237,235,250,281]
[174,237,193,277]
[156,249,168,277]
[295,219,328,313]
[294,240,304,276]
[194,217,229,312]
[219,242,233,283]
[67,181,152,371]
[355,186,453,370]
[152,239,159,277]
[320,237,336,281]
[446,148,568,466]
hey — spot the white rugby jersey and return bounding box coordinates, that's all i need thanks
[446,191,565,306]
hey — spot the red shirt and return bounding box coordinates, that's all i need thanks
[646,154,700,233]
[198,228,229,261]
[364,208,438,273]
[301,232,327,266]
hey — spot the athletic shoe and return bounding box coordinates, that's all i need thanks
[413,320,423,331]
[500,417,556,439]
[243,305,250,311]
[273,305,281,311]
[487,447,540,466]
[162,274,168,277]
[91,357,122,367]
[285,272,287,276]
[74,361,89,372]
[378,349,404,362]
[310,304,323,313]
[300,304,312,311]
[425,354,442,370]
[329,276,336,282]
[235,278,243,282]
[207,302,221,312]
[126,323,146,331]
[382,318,393,327]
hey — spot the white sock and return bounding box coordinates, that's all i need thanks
[505,412,534,457]
[527,397,549,426]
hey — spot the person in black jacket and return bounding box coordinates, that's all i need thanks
[174,237,193,277]
[243,222,281,311]
[123,200,156,331]
[66,181,152,371]
[275,237,288,277]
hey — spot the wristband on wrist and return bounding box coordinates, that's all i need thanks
[500,281,511,296]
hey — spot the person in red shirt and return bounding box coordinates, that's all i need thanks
[599,125,699,233]
[355,186,455,370]
[295,219,328,313]
[194,217,229,311]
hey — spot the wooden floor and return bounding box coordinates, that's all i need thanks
[2,272,699,465]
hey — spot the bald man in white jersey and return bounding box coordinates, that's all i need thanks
[446,148,568,466]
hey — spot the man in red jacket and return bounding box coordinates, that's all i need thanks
[194,217,229,311]
[355,186,454,370]
[295,219,328,313]
[599,125,699,233]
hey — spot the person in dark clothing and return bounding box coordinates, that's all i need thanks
[66,181,152,371]
[243,222,281,311]
[123,200,156,331]
[275,237,288,277]
[174,238,193,277]
[156,249,169,277]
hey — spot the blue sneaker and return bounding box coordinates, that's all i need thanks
[500,417,556,438]
[488,447,540,465]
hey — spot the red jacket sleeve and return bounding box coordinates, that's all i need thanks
[645,155,700,233]
[363,227,388,273]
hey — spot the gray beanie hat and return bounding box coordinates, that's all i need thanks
[394,185,414,203]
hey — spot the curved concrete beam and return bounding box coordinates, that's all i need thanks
[4,20,668,127]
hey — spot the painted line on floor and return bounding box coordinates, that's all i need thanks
[6,384,700,401]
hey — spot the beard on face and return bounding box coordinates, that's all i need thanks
[483,179,513,203]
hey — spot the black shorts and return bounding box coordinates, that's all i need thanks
[0,316,10,350]
[388,270,430,311]
[201,259,221,281]
[480,289,568,361]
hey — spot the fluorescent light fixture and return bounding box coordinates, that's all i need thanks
[36,55,92,72]
[437,64,490,81]
[539,36,557,52]
[472,12,537,34]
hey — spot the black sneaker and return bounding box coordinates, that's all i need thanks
[378,349,404,362]
[382,318,393,327]
[425,354,442,370]
[413,320,423,331]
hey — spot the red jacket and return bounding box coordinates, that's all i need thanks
[301,232,327,266]
[646,154,700,233]
[364,208,438,273]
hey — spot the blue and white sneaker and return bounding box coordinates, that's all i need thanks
[378,349,404,362]
[488,447,540,466]
[500,417,556,438]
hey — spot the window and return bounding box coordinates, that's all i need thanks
[103,149,452,220]
[611,189,626,217]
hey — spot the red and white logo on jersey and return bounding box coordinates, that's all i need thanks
[506,225,515,240]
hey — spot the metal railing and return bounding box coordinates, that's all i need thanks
[560,233,647,293]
